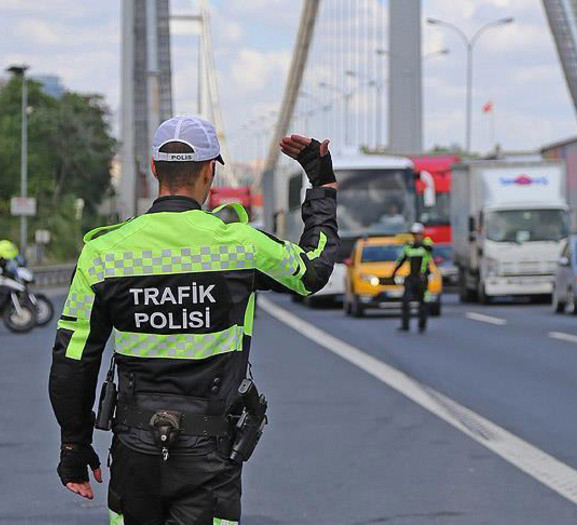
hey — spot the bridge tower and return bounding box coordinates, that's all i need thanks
[388,0,423,154]
[120,0,173,218]
[543,0,577,117]
[120,0,236,219]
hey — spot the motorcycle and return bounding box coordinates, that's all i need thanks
[0,274,37,333]
[14,265,54,327]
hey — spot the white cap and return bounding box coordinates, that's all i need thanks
[152,116,224,164]
[410,222,425,234]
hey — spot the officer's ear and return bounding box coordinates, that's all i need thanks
[201,161,214,187]
[151,158,157,179]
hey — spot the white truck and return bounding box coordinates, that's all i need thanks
[451,160,569,303]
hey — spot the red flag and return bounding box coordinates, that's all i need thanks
[482,101,494,114]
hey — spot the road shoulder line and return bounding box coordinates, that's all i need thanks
[260,296,577,507]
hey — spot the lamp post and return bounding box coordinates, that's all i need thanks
[318,81,353,146]
[6,64,30,253]
[427,17,514,153]
[424,48,450,61]
[299,91,332,135]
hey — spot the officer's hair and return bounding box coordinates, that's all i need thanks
[154,142,208,192]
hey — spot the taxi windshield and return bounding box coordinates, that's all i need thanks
[361,245,403,263]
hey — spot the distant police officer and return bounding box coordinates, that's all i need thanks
[49,116,339,524]
[0,240,19,271]
[0,240,19,303]
[392,223,433,333]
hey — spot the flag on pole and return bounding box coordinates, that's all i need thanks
[482,101,494,114]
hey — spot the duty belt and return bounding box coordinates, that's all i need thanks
[115,402,232,437]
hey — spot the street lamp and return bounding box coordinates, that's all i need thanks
[318,81,353,146]
[427,17,514,153]
[300,91,332,134]
[424,48,450,61]
[6,64,30,253]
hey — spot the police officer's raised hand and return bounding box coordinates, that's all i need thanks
[279,135,336,188]
[57,443,102,499]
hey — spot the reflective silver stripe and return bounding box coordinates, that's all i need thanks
[88,245,256,280]
[114,325,243,359]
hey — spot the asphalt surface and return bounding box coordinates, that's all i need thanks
[3,291,577,523]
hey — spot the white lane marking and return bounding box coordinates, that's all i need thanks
[465,312,507,325]
[549,331,577,344]
[260,296,577,506]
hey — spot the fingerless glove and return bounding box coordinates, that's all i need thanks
[296,139,336,187]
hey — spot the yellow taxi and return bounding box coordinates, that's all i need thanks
[343,234,443,317]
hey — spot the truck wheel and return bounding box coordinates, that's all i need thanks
[552,286,565,314]
[350,295,364,318]
[458,269,476,303]
[478,281,490,305]
[566,289,577,316]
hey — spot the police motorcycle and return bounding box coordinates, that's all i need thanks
[12,260,54,326]
[0,268,37,333]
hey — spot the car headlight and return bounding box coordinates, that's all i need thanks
[486,258,499,276]
[360,274,380,286]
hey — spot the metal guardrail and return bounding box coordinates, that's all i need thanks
[31,263,76,288]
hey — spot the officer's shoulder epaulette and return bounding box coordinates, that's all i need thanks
[211,203,249,225]
[83,218,134,243]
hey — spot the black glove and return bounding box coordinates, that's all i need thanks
[296,139,336,188]
[57,444,100,485]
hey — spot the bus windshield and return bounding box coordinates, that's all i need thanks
[336,168,415,235]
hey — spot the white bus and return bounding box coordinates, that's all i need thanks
[285,153,416,304]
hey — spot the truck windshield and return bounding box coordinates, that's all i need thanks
[485,209,569,243]
[336,168,415,235]
[361,245,403,262]
[417,193,450,226]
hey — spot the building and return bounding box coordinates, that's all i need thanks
[542,136,577,230]
[32,75,65,98]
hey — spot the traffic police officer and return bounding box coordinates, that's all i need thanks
[49,116,339,524]
[392,223,433,333]
[0,240,19,268]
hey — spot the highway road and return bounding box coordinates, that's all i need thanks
[4,291,577,523]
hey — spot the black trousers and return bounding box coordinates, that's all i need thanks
[108,438,242,525]
[401,276,428,331]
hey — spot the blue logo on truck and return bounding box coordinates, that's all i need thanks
[499,175,548,186]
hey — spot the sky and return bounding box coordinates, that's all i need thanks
[0,0,576,162]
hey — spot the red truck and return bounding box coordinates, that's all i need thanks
[410,155,460,286]
[208,187,252,214]
[410,155,460,244]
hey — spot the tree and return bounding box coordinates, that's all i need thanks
[0,76,117,261]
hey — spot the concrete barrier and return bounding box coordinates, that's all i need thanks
[31,263,76,288]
